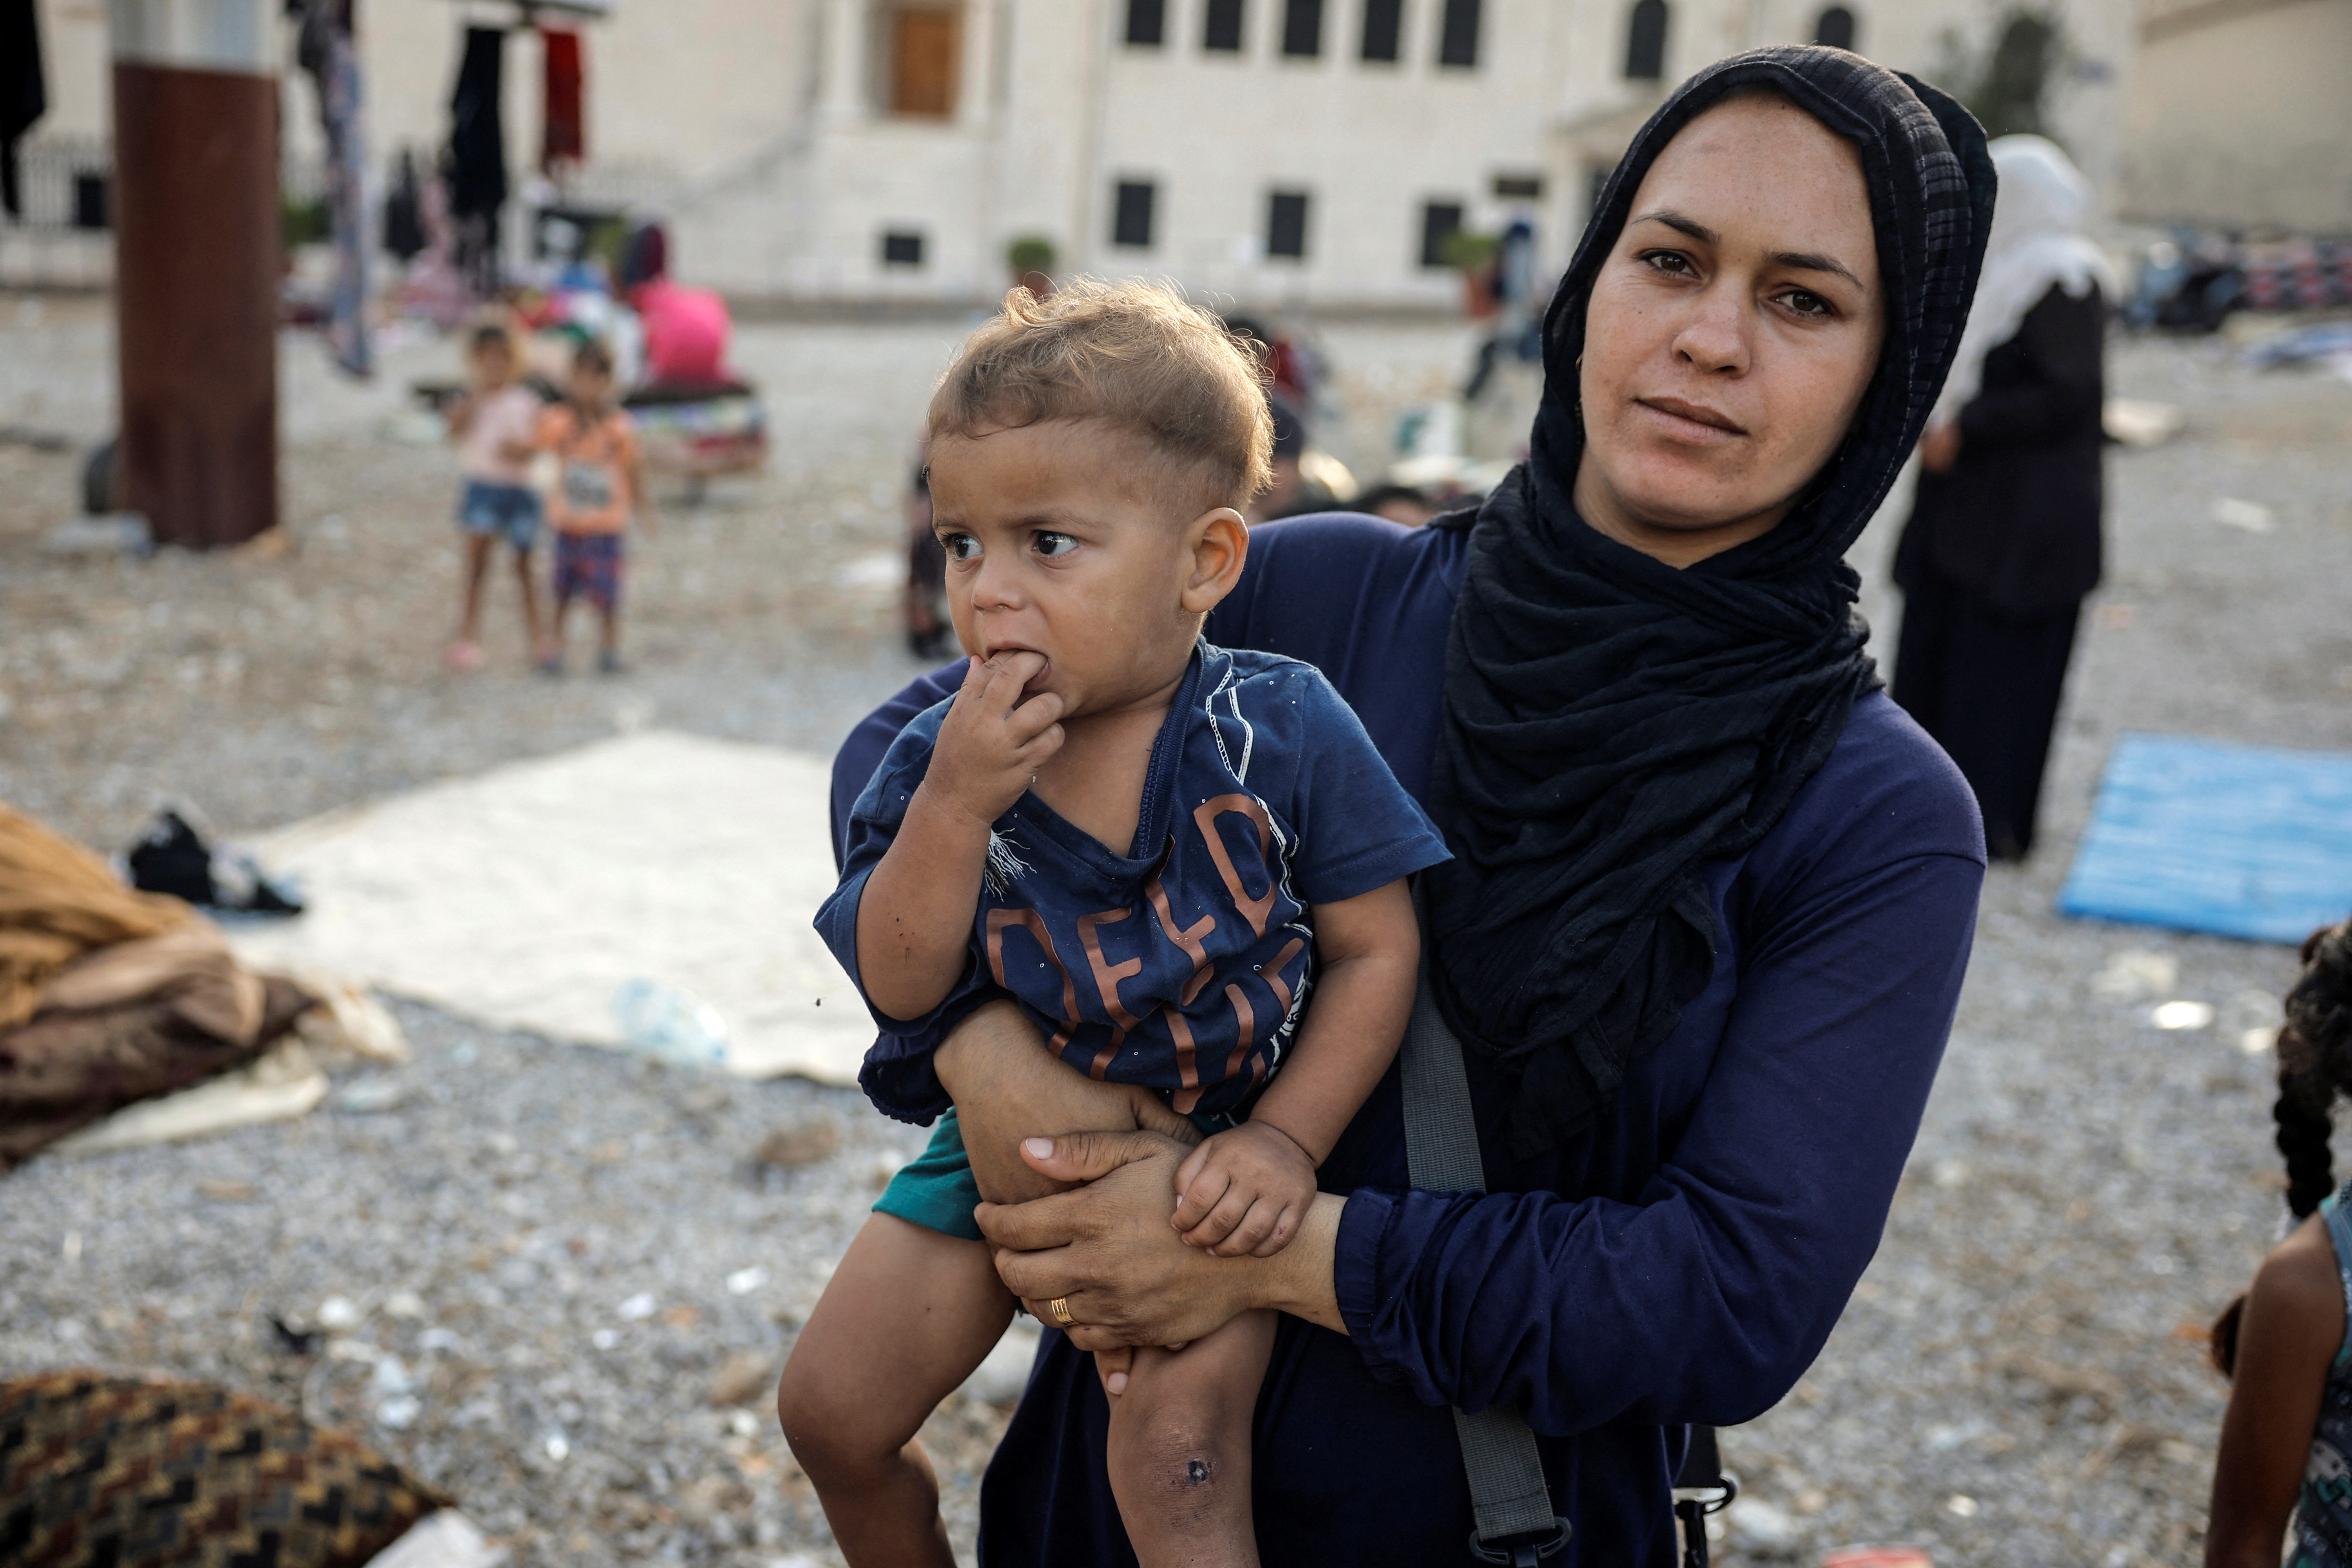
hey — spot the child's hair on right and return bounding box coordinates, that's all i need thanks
[2210,915,2352,1377]
[571,337,615,379]
[928,276,1274,512]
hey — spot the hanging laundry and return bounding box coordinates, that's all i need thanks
[297,0,372,376]
[383,147,425,262]
[541,28,584,173]
[447,25,507,293]
[1,0,47,219]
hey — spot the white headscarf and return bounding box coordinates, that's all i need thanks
[1932,135,2118,426]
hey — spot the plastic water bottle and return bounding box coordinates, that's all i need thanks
[611,979,730,1069]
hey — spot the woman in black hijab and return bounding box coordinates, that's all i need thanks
[828,45,1995,1566]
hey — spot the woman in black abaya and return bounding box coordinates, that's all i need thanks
[1893,134,2114,861]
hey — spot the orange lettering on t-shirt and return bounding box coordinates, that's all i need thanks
[1145,874,1217,1005]
[1194,793,1278,937]
[1076,907,1144,1079]
[985,908,1077,1053]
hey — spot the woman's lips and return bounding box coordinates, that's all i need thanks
[1635,397,1746,441]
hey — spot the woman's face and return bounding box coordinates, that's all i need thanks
[1574,93,1885,567]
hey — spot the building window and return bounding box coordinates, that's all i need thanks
[1359,0,1401,60]
[1492,173,1542,200]
[1420,200,1463,268]
[1282,0,1322,55]
[1203,0,1245,52]
[1436,0,1479,66]
[1112,180,1156,247]
[1126,0,1165,46]
[1624,0,1666,80]
[890,7,962,116]
[882,230,926,266]
[1813,5,1855,50]
[1267,191,1309,260]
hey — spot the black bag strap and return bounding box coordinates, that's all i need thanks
[1399,969,1570,1566]
[1670,1424,1739,1568]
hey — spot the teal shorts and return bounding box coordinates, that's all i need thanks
[875,1105,1235,1243]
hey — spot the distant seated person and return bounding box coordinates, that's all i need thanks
[619,223,735,389]
[1247,394,1339,525]
[1352,482,1442,528]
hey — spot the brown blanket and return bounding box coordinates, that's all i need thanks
[0,802,194,1032]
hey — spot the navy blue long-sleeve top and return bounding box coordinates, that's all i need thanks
[830,515,1986,1567]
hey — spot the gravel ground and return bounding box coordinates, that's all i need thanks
[5,298,2352,1565]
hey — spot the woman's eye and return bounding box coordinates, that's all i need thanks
[942,532,980,562]
[1638,250,1696,277]
[1779,289,1835,319]
[1033,532,1078,558]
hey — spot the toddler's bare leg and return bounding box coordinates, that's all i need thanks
[457,532,493,642]
[1103,1308,1276,1568]
[514,544,547,653]
[778,1213,1012,1568]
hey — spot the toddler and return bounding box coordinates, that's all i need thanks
[536,339,649,675]
[445,320,548,671]
[782,279,1449,1568]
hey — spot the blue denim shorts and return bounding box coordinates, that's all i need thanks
[458,479,542,551]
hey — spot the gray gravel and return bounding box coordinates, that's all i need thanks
[5,302,2352,1565]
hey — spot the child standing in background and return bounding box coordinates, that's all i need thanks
[2207,918,2352,1568]
[445,321,549,672]
[537,339,651,675]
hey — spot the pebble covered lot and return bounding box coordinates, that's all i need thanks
[4,296,2351,1565]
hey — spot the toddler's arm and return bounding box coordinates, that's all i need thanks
[854,651,1065,1021]
[1170,875,1417,1257]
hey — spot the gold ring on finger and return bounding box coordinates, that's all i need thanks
[1047,1296,1075,1328]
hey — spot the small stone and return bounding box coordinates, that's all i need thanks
[383,1290,427,1319]
[618,1292,657,1321]
[197,1180,256,1201]
[1728,1496,1800,1551]
[333,1075,407,1114]
[318,1295,362,1330]
[756,1119,842,1170]
[726,1265,768,1295]
[710,1350,778,1408]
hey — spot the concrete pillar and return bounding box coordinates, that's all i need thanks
[958,0,996,129]
[820,0,868,123]
[109,0,279,548]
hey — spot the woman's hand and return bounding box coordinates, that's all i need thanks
[1918,420,1962,474]
[976,1129,1350,1350]
[933,1001,1197,1206]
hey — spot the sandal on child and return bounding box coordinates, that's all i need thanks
[446,640,485,673]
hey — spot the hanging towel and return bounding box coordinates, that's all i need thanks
[541,28,584,172]
[298,0,372,376]
[1,0,47,219]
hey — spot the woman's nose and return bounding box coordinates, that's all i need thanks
[1671,289,1750,374]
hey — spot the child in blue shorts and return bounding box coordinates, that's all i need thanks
[784,279,1448,1568]
[444,319,550,672]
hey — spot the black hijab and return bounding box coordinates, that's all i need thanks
[1424,47,1995,1158]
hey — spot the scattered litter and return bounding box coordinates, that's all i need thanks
[379,408,448,446]
[334,1075,408,1114]
[319,1296,364,1330]
[710,1351,777,1408]
[2092,948,2176,1003]
[542,1432,570,1463]
[40,512,152,557]
[362,1510,510,1568]
[617,1292,657,1321]
[831,552,903,590]
[756,1118,842,1170]
[959,1318,1041,1407]
[1729,1495,1800,1550]
[2151,1000,2216,1031]
[612,978,730,1069]
[2101,398,2183,448]
[2210,497,2276,534]
[725,1265,769,1295]
[126,808,305,916]
[294,976,412,1063]
[268,1314,323,1355]
[2243,320,2352,370]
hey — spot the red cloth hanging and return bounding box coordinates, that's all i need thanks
[540,28,583,171]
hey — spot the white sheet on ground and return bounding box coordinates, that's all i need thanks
[226,731,871,1082]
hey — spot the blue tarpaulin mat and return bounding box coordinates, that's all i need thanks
[2057,733,2352,944]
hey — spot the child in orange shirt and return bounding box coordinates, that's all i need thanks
[536,339,652,675]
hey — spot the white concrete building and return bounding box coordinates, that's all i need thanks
[19,0,2137,307]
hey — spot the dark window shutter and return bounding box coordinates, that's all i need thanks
[1112,181,1156,248]
[881,231,925,267]
[1204,0,1245,51]
[1359,0,1401,59]
[1420,201,1463,268]
[1267,191,1309,259]
[1813,5,1855,50]
[1127,0,1165,45]
[1282,0,1322,55]
[1624,0,1666,79]
[1437,0,1479,66]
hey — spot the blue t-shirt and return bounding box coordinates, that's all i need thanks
[819,641,1450,1125]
